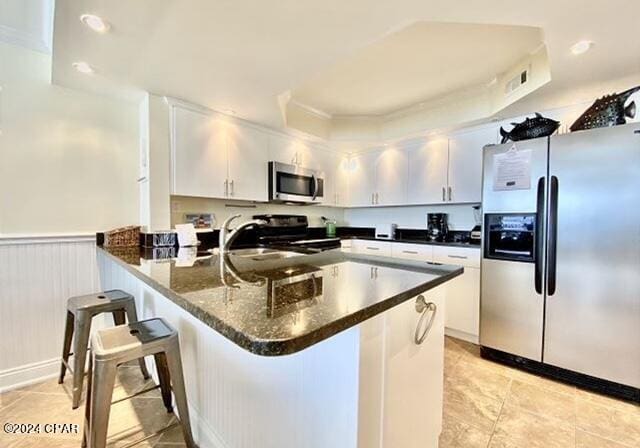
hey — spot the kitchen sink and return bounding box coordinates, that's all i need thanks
[228,248,304,260]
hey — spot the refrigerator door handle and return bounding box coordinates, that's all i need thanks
[535,177,545,294]
[547,176,559,296]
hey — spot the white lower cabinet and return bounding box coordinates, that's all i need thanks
[433,246,480,343]
[358,287,445,448]
[351,239,392,257]
[391,242,433,261]
[351,239,481,343]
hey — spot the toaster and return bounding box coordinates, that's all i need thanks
[375,223,397,240]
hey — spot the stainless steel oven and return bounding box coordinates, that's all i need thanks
[269,162,324,204]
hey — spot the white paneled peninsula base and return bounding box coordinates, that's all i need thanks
[98,247,460,448]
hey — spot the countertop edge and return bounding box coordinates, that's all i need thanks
[343,236,481,249]
[97,247,464,357]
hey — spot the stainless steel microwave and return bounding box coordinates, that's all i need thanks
[268,161,324,204]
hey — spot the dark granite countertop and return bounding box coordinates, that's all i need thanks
[98,246,463,357]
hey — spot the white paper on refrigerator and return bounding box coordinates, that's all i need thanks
[492,147,532,191]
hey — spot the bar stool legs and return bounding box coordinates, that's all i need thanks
[164,338,196,448]
[59,311,75,384]
[71,310,92,409]
[154,352,174,413]
[86,359,118,448]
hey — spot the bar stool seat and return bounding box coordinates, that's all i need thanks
[83,318,196,448]
[59,290,150,409]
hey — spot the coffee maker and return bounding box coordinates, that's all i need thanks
[427,213,449,242]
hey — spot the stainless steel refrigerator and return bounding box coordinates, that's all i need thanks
[480,123,640,395]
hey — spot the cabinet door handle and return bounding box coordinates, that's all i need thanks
[375,192,379,204]
[366,247,380,251]
[230,180,234,196]
[403,250,419,255]
[447,254,468,259]
[224,179,229,196]
[414,295,437,345]
[448,186,452,201]
[371,193,375,204]
[442,187,446,201]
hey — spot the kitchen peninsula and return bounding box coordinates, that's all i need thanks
[97,245,462,448]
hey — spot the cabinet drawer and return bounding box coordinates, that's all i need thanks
[391,243,433,262]
[351,239,392,257]
[432,246,480,268]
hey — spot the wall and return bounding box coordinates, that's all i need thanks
[0,37,140,389]
[170,196,345,228]
[0,41,140,235]
[344,204,477,231]
[0,236,100,391]
[139,93,173,231]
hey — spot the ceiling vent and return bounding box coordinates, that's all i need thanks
[504,67,530,95]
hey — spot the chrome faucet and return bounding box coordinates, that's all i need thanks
[219,214,267,253]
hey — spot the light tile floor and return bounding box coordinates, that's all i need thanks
[1,337,638,447]
[0,364,186,448]
[440,337,640,448]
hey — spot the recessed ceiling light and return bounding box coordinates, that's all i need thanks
[571,40,594,55]
[80,14,110,33]
[72,61,94,74]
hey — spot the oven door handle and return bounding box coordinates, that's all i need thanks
[311,174,318,201]
[535,177,545,294]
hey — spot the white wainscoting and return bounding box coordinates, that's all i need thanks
[0,235,100,391]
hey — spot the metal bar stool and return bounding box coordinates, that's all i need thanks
[82,317,196,448]
[59,289,150,409]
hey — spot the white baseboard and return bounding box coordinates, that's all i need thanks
[0,358,59,393]
[189,404,230,448]
[445,327,479,345]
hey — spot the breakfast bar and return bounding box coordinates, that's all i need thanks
[97,245,462,448]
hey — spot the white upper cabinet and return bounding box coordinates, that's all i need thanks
[312,148,337,206]
[334,155,351,206]
[375,148,408,206]
[226,123,269,202]
[171,105,268,201]
[171,101,491,207]
[172,106,228,198]
[447,127,497,203]
[349,151,378,206]
[406,138,449,204]
[268,133,318,167]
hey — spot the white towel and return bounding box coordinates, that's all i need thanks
[175,223,199,247]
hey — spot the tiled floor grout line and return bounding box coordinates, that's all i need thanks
[578,429,636,448]
[0,392,28,413]
[485,377,512,447]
